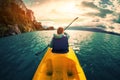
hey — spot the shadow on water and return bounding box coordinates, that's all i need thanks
[68,27,120,36]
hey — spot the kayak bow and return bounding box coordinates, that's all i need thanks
[33,47,86,80]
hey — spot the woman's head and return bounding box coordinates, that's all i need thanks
[57,27,64,34]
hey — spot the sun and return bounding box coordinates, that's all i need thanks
[58,2,80,14]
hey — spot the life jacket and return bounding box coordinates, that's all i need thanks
[52,36,69,53]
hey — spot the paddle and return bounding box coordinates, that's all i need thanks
[35,17,79,56]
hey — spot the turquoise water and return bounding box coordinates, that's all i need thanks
[0,30,120,80]
[78,33,120,80]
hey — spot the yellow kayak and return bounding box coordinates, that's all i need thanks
[33,47,86,80]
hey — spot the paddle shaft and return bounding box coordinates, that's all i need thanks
[35,17,79,56]
[64,17,79,30]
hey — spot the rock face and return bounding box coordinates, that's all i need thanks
[8,24,21,35]
[46,26,55,30]
[0,0,43,37]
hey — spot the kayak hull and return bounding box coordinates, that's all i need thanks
[33,47,86,80]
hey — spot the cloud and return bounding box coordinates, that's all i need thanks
[30,0,49,4]
[77,1,113,18]
[23,0,54,8]
[80,1,99,10]
[82,12,99,17]
[99,9,113,17]
[113,14,120,23]
[25,0,75,7]
[22,0,120,33]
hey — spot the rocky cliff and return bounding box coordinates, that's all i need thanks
[0,0,44,37]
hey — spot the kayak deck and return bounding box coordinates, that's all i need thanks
[33,48,86,80]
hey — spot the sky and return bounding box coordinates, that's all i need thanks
[23,0,120,32]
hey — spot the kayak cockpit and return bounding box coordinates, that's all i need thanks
[36,54,80,80]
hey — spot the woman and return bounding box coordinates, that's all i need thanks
[50,27,70,53]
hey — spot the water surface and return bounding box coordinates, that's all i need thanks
[0,30,120,80]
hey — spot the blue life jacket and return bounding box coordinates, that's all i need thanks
[52,36,69,53]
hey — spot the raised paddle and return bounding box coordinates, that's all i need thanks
[35,17,79,56]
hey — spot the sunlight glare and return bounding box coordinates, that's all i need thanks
[58,2,80,14]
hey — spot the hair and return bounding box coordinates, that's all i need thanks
[57,27,64,34]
